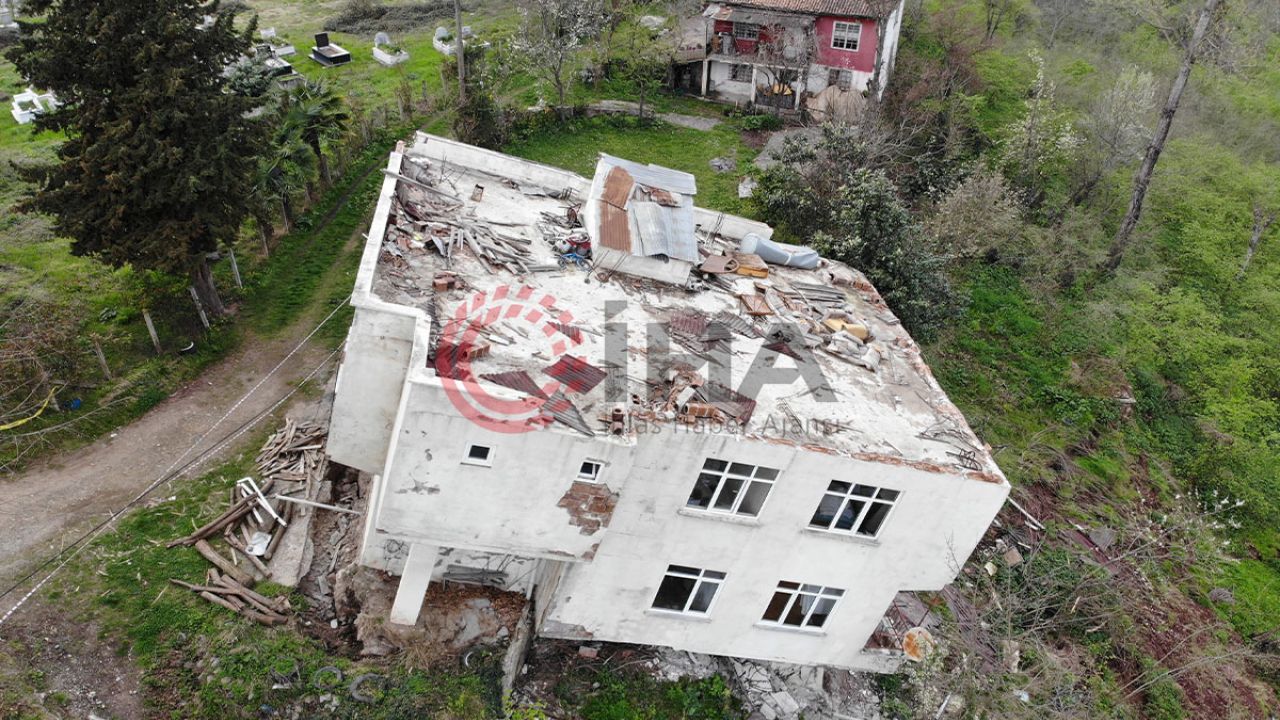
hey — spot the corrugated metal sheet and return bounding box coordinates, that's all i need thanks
[551,322,583,343]
[701,381,757,424]
[713,310,759,337]
[720,0,890,18]
[599,154,697,196]
[598,201,632,252]
[631,201,699,263]
[545,355,608,394]
[480,370,548,398]
[670,310,709,336]
[601,166,634,208]
[542,391,595,436]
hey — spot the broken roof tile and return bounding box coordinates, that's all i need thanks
[740,294,773,316]
[545,355,608,394]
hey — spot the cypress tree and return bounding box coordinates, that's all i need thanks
[7,0,266,317]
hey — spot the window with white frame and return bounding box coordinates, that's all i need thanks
[760,581,844,629]
[686,458,779,516]
[809,481,899,537]
[732,22,759,40]
[577,459,603,482]
[729,63,752,82]
[831,21,861,51]
[827,68,853,90]
[651,565,726,614]
[463,443,492,465]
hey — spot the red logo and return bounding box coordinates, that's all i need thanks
[435,285,581,433]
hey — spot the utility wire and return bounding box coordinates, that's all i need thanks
[0,299,349,628]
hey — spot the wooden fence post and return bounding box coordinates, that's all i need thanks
[189,286,210,330]
[229,249,243,289]
[143,309,162,354]
[91,338,112,380]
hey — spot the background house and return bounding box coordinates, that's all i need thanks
[677,0,904,109]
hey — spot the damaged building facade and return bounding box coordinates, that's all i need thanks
[327,133,1008,673]
[675,0,905,109]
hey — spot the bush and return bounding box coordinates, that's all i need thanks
[741,113,783,131]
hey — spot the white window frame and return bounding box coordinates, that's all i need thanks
[831,21,861,51]
[732,22,759,41]
[685,458,779,517]
[760,581,845,629]
[651,565,726,616]
[462,443,493,466]
[577,459,603,482]
[809,481,900,538]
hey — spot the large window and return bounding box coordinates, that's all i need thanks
[761,581,844,629]
[686,458,778,517]
[831,21,861,51]
[733,22,759,40]
[651,565,726,615]
[809,481,899,537]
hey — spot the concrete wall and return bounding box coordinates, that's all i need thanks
[328,307,418,474]
[540,431,1009,670]
[370,379,638,562]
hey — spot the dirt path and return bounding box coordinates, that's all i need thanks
[0,208,372,600]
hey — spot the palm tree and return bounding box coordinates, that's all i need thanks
[260,118,316,235]
[283,80,349,187]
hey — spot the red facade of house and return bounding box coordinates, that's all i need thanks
[814,15,878,72]
[712,14,879,73]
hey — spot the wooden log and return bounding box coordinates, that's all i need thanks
[225,535,271,577]
[200,590,245,613]
[193,539,255,588]
[262,501,294,560]
[167,497,256,547]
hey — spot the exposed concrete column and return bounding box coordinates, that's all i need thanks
[749,65,758,104]
[389,542,439,625]
[701,60,710,95]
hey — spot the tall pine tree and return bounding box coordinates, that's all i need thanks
[7,0,265,317]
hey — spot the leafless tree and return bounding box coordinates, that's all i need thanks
[1236,204,1277,280]
[1070,65,1157,207]
[751,23,816,113]
[513,0,609,113]
[1105,0,1224,272]
[982,0,1022,42]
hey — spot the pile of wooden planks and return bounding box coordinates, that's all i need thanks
[167,418,330,625]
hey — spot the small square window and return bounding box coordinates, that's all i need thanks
[729,63,752,83]
[463,444,492,465]
[651,564,726,615]
[831,21,861,51]
[578,460,603,482]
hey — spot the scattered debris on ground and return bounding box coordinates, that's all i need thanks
[165,419,332,623]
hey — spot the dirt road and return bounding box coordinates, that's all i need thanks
[0,327,339,592]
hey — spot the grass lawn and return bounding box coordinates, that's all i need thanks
[506,115,757,215]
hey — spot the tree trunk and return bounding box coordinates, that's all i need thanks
[280,196,294,233]
[1104,0,1220,273]
[255,210,274,256]
[454,0,466,103]
[190,257,225,318]
[1236,206,1276,280]
[311,139,332,187]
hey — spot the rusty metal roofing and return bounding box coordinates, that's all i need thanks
[718,0,892,18]
[598,201,633,252]
[545,355,608,394]
[670,310,709,336]
[480,370,548,398]
[601,166,634,208]
[713,310,759,337]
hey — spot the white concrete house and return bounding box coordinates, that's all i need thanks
[327,133,1008,673]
